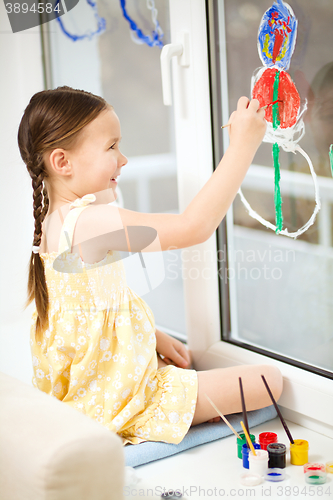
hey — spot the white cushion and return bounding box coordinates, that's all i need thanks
[0,371,125,500]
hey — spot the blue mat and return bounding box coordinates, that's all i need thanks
[125,405,277,467]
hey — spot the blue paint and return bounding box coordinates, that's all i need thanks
[119,0,164,48]
[258,0,297,70]
[55,0,106,42]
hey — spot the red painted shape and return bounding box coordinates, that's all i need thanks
[272,29,284,63]
[252,68,300,128]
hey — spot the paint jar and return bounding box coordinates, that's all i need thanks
[249,449,269,476]
[290,439,309,466]
[259,432,278,450]
[267,443,286,469]
[305,470,327,485]
[237,433,255,459]
[264,468,286,482]
[326,461,333,474]
[242,443,261,469]
[303,463,326,474]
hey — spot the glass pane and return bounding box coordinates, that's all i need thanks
[47,0,186,336]
[216,0,333,374]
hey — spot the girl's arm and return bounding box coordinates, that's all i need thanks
[73,97,266,253]
[155,328,191,368]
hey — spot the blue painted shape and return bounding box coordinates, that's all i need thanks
[119,0,164,48]
[258,0,297,70]
[55,0,106,42]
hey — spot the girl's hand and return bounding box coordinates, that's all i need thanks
[155,329,191,369]
[228,97,266,156]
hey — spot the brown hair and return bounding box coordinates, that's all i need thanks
[18,86,108,339]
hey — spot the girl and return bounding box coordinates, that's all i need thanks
[19,86,282,445]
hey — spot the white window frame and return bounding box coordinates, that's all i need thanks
[168,0,333,437]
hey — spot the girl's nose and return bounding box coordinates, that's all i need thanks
[120,152,128,167]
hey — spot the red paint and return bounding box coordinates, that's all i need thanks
[273,30,284,63]
[252,68,300,128]
[259,432,278,451]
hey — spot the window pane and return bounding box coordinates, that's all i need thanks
[47,0,186,336]
[216,0,333,374]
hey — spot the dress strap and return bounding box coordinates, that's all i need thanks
[57,194,96,254]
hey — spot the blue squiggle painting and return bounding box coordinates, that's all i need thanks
[258,0,297,70]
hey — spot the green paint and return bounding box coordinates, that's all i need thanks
[272,70,283,232]
[272,71,280,130]
[273,142,283,233]
[329,144,333,177]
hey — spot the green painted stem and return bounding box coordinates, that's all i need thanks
[272,70,283,232]
[273,142,283,233]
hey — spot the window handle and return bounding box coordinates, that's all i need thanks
[160,31,190,106]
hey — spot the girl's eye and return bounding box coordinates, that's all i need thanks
[109,143,116,150]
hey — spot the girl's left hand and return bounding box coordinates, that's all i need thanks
[155,329,191,369]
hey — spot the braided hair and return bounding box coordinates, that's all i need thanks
[18,86,107,338]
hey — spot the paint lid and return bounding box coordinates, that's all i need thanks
[303,463,326,474]
[240,472,262,486]
[326,461,333,474]
[305,470,327,485]
[264,468,286,482]
[267,443,286,454]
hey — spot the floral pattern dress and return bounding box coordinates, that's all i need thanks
[30,194,198,445]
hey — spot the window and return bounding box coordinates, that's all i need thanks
[167,0,332,432]
[207,0,333,379]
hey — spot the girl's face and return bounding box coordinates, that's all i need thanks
[68,107,127,203]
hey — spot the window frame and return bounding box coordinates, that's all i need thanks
[169,0,333,437]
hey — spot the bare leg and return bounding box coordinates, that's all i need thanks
[192,364,283,426]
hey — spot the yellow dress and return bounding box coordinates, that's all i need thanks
[30,194,198,445]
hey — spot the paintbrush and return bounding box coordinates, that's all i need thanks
[261,374,294,444]
[205,394,242,439]
[221,99,282,128]
[240,420,257,456]
[239,377,250,438]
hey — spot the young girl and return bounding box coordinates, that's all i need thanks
[19,86,282,445]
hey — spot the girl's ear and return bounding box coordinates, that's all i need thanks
[48,149,72,176]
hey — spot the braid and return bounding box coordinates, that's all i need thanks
[31,156,45,247]
[25,156,50,338]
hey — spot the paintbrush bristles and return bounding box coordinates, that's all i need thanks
[204,394,242,440]
[261,374,294,444]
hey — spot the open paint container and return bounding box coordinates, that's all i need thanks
[264,468,286,482]
[290,439,309,465]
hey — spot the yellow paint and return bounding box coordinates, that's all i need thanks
[290,439,309,465]
[262,34,272,60]
[262,31,289,63]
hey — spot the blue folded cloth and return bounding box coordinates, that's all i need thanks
[125,405,277,467]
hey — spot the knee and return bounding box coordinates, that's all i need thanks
[260,364,283,402]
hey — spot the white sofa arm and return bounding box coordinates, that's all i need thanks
[0,371,125,500]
